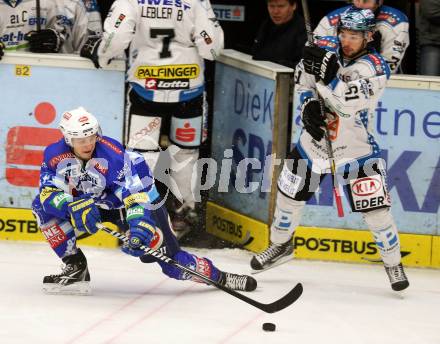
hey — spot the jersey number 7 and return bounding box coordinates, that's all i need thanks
[150,28,175,59]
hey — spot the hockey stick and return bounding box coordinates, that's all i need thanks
[36,0,41,31]
[301,0,344,217]
[97,223,303,313]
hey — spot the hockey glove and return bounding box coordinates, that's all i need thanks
[301,98,326,141]
[24,29,64,53]
[68,195,101,234]
[303,46,339,85]
[80,36,102,69]
[0,42,5,60]
[121,220,155,257]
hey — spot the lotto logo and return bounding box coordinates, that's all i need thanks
[79,116,89,123]
[145,78,190,90]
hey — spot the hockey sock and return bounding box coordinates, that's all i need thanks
[270,192,305,244]
[363,208,402,266]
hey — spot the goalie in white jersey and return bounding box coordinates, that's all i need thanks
[81,0,224,238]
[250,7,409,292]
[314,0,409,73]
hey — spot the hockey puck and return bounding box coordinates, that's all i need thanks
[262,322,276,332]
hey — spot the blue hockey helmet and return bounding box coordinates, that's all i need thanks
[339,7,376,32]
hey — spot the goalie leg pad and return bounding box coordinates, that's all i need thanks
[363,208,401,267]
[159,250,221,284]
[270,192,305,245]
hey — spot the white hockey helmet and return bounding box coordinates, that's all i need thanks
[59,107,101,146]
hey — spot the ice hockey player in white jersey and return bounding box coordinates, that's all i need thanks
[250,7,409,292]
[32,107,256,295]
[80,0,224,239]
[0,0,68,54]
[81,0,102,36]
[55,0,89,53]
[314,0,409,73]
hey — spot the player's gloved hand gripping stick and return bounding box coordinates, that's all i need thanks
[301,0,344,217]
[97,223,303,313]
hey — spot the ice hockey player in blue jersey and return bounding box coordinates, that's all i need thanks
[250,8,409,292]
[32,107,256,295]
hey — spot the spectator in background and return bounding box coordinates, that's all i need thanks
[252,0,307,68]
[315,0,409,73]
[418,0,440,76]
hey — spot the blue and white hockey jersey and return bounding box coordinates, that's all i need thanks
[314,5,409,73]
[295,36,390,173]
[37,135,160,221]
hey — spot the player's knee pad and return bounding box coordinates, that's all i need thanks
[363,208,401,266]
[270,192,305,244]
[159,251,221,284]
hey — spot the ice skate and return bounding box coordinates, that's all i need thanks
[43,249,91,295]
[250,241,294,273]
[385,263,409,292]
[219,271,257,292]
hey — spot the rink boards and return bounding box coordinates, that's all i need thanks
[206,202,440,269]
[0,207,119,248]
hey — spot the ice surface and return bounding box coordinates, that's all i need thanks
[0,241,439,344]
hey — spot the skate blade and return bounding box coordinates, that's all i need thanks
[43,281,92,296]
[251,255,294,275]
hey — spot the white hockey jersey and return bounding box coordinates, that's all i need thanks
[56,0,89,53]
[97,0,224,103]
[314,5,409,73]
[0,0,64,51]
[82,0,103,35]
[295,36,390,173]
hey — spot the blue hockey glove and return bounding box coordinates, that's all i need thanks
[68,195,101,234]
[121,220,155,257]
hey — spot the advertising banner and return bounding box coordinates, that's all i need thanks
[0,56,125,208]
[210,63,275,222]
[291,87,440,235]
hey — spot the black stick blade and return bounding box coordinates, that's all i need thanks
[261,283,303,313]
